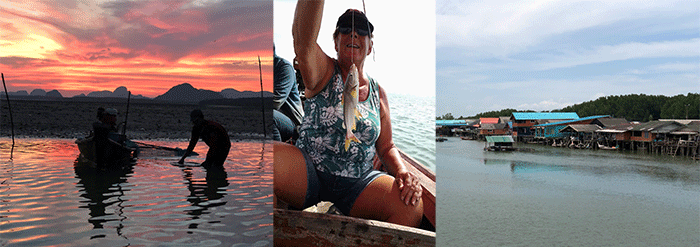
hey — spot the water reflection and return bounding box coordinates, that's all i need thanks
[73,158,134,239]
[1,139,272,246]
[509,161,569,173]
[180,165,229,230]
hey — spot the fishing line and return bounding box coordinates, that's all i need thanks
[362,0,375,62]
[351,8,355,66]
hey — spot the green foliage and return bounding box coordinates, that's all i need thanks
[440,93,700,122]
[466,109,536,119]
[553,93,699,121]
[437,113,455,120]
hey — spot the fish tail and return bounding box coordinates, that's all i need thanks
[344,134,360,151]
[352,109,362,131]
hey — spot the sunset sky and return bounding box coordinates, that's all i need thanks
[0,0,273,98]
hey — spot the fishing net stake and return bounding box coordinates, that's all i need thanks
[259,55,267,139]
[2,73,14,160]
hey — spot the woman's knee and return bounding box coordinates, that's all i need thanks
[273,142,308,208]
[350,175,423,227]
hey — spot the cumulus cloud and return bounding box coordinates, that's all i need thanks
[437,0,698,54]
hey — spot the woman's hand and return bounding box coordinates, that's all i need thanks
[395,169,422,206]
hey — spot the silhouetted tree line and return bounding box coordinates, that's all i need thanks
[438,93,699,121]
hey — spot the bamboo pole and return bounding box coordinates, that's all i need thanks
[122,91,131,137]
[2,73,14,160]
[259,55,266,138]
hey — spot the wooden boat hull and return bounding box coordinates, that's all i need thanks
[274,208,435,247]
[76,135,136,168]
[274,148,436,246]
[484,146,518,151]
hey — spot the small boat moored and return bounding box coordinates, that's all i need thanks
[76,133,138,169]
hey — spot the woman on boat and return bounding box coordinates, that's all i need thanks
[274,1,423,227]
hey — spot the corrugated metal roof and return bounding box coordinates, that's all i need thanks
[671,126,699,135]
[436,120,468,126]
[659,119,699,125]
[480,118,500,124]
[485,135,514,143]
[560,124,602,133]
[480,123,508,130]
[511,112,579,120]
[534,115,610,127]
[630,121,683,132]
[594,118,629,127]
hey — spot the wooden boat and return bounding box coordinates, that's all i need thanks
[76,133,137,168]
[597,142,618,150]
[274,149,436,246]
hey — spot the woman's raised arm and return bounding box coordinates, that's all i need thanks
[292,0,334,98]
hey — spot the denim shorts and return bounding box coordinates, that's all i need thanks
[299,148,387,215]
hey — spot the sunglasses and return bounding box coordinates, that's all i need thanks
[337,26,370,37]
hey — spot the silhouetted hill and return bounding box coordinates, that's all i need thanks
[221,88,242,98]
[30,89,47,96]
[200,97,273,109]
[221,88,274,99]
[82,86,147,99]
[87,90,111,97]
[2,84,270,103]
[46,90,63,98]
[154,83,224,103]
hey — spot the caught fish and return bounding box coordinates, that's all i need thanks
[343,63,362,151]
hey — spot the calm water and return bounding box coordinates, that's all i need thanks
[0,138,272,246]
[387,93,435,171]
[437,137,700,246]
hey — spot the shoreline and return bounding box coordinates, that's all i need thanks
[1,99,271,141]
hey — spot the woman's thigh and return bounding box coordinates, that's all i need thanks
[273,142,308,209]
[348,175,424,227]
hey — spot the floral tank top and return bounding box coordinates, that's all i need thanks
[296,63,381,178]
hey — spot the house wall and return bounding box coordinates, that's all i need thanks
[535,125,572,139]
[479,129,509,136]
[630,131,655,142]
[615,132,631,141]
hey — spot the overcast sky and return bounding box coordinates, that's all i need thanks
[274,0,436,98]
[0,0,272,97]
[437,0,699,118]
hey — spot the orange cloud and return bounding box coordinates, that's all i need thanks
[0,0,273,98]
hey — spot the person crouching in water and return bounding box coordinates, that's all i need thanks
[178,110,231,169]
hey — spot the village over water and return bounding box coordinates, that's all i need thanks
[437,112,700,160]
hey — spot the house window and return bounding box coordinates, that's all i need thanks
[644,132,648,138]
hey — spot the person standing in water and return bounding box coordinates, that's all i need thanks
[178,109,231,168]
